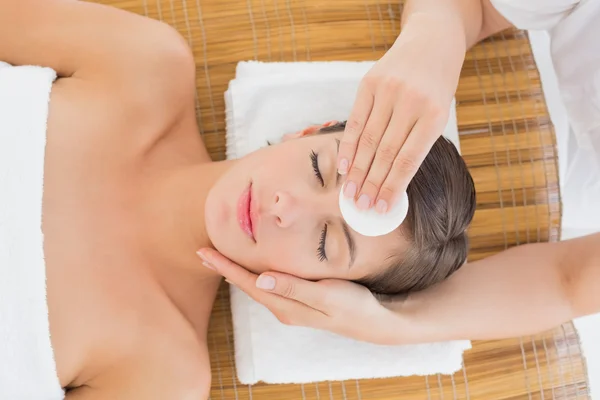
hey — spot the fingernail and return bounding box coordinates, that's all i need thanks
[343,181,357,198]
[376,199,388,213]
[256,275,276,290]
[202,261,216,271]
[338,158,349,175]
[196,250,210,264]
[357,194,371,210]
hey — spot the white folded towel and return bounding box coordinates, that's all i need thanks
[224,61,471,385]
[0,62,64,399]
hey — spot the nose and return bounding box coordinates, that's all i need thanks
[272,190,303,228]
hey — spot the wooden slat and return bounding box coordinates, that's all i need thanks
[92,0,590,398]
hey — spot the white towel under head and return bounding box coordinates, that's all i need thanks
[226,61,460,160]
[224,61,471,385]
[0,62,64,399]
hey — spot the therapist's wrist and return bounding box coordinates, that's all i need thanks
[376,293,433,345]
[398,11,468,56]
[401,0,485,50]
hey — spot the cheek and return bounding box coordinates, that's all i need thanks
[256,242,341,281]
[251,238,315,278]
[256,145,303,177]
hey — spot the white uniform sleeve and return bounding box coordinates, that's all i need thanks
[490,0,600,149]
[490,0,600,232]
[489,0,583,30]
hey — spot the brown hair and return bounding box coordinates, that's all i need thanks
[319,121,476,296]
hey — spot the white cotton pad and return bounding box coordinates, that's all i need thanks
[338,189,409,237]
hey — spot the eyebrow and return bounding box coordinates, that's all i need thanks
[341,219,357,268]
[333,138,356,268]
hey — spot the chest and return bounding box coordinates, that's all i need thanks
[42,187,215,390]
[40,106,211,390]
[43,187,159,385]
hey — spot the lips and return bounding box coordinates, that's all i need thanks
[237,182,256,241]
[249,187,258,241]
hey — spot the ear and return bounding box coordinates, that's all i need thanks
[281,120,339,142]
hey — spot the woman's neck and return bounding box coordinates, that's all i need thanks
[137,158,236,333]
[140,159,235,278]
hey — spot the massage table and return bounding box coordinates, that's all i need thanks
[94,0,590,398]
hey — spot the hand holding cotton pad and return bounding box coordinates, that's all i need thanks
[339,189,409,237]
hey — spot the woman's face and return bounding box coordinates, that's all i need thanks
[205,123,408,281]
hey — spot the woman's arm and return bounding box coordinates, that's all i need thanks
[0,0,190,76]
[0,0,195,121]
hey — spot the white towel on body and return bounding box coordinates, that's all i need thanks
[224,60,471,385]
[0,61,64,399]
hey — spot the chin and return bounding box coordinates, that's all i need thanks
[204,187,226,247]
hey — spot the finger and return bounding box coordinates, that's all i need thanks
[377,118,440,208]
[256,272,328,313]
[269,295,328,327]
[197,248,268,302]
[197,249,328,324]
[337,83,374,175]
[356,109,417,213]
[343,98,393,208]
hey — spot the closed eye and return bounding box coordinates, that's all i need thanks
[310,150,327,261]
[310,150,325,187]
[317,224,328,262]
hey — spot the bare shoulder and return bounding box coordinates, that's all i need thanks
[46,24,197,158]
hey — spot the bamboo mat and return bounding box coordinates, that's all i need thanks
[94,0,590,398]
